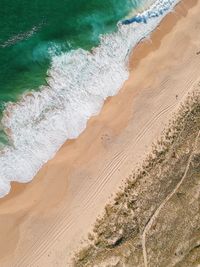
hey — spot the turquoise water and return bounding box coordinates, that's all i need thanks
[0,0,179,197]
[0,0,145,146]
[0,0,143,109]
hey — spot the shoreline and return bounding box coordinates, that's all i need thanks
[0,0,182,198]
[129,0,196,70]
[0,0,199,266]
[1,0,190,202]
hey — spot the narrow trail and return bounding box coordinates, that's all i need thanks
[141,130,200,267]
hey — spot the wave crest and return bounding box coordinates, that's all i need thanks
[0,0,180,197]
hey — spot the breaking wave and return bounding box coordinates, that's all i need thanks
[0,0,180,197]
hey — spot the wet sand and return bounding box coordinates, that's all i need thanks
[0,0,199,266]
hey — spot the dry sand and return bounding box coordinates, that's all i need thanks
[0,0,200,266]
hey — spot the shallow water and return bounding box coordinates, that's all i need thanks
[0,0,179,197]
[0,0,143,107]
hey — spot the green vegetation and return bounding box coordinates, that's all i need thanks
[73,87,200,267]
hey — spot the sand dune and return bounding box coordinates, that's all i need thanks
[0,0,199,266]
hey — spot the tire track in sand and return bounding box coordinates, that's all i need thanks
[16,102,177,267]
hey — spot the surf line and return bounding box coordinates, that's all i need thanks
[121,0,173,25]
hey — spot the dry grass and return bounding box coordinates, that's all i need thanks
[73,89,200,267]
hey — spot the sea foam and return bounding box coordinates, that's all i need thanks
[0,0,180,197]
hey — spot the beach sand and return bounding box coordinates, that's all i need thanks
[0,0,199,266]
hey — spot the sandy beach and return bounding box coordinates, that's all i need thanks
[0,0,200,266]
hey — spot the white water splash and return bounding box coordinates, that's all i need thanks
[0,0,180,197]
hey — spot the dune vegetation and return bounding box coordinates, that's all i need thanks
[73,87,200,267]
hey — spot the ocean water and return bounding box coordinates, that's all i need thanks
[0,0,180,197]
[0,0,141,108]
[0,0,142,142]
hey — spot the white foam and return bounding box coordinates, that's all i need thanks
[0,0,180,197]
